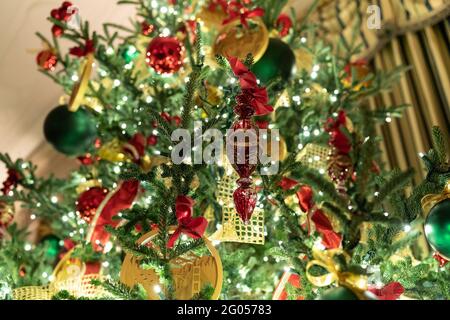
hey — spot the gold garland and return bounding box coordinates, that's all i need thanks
[306,249,369,299]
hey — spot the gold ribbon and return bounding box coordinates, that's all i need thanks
[421,180,450,215]
[306,249,368,295]
[68,53,94,112]
[12,248,106,300]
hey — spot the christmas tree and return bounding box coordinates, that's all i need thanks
[0,0,449,301]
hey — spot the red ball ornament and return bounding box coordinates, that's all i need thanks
[146,37,184,74]
[76,187,108,223]
[36,50,58,71]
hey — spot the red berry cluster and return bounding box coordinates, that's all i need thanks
[1,169,21,196]
[50,1,76,37]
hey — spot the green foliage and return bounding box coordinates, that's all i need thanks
[0,0,449,301]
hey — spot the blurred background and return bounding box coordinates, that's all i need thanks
[0,0,448,183]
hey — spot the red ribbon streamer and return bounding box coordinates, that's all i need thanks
[279,177,342,249]
[276,14,293,37]
[167,196,208,248]
[89,180,140,251]
[227,56,274,116]
[324,110,352,155]
[368,282,404,300]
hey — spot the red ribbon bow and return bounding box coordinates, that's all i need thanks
[222,2,265,28]
[276,14,293,37]
[167,196,208,248]
[369,282,404,300]
[70,39,95,57]
[324,110,352,155]
[227,56,274,116]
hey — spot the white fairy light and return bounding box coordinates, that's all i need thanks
[71,74,79,82]
[24,244,32,251]
[404,225,411,232]
[51,196,58,203]
[154,285,162,294]
[106,47,114,55]
[113,79,121,87]
[301,37,307,43]
[330,95,338,102]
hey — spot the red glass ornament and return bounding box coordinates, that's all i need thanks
[147,135,158,146]
[227,103,259,223]
[146,37,184,74]
[36,50,58,71]
[76,187,109,223]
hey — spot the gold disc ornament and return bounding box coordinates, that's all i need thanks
[120,227,223,300]
[213,18,269,62]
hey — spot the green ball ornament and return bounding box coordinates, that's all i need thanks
[121,45,139,63]
[424,199,450,260]
[251,38,296,85]
[317,286,378,300]
[43,105,97,156]
[41,235,62,259]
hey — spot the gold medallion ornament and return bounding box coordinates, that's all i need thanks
[120,227,223,300]
[213,18,269,62]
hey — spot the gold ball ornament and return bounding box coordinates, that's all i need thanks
[196,6,228,31]
[213,18,269,62]
[120,227,223,300]
[294,47,314,73]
